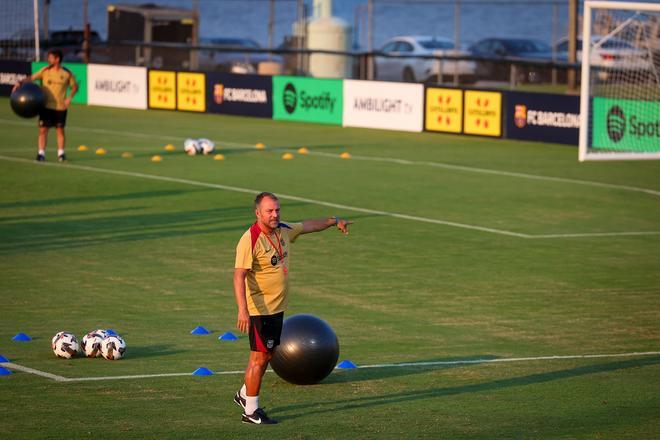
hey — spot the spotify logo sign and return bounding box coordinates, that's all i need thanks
[606,105,626,143]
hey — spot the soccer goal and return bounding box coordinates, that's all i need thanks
[579,1,660,161]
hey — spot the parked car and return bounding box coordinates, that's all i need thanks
[469,38,554,83]
[0,29,102,61]
[197,37,282,73]
[374,36,477,83]
[555,35,652,80]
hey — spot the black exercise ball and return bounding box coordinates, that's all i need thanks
[270,314,339,385]
[10,83,45,118]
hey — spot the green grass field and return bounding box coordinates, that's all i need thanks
[0,98,659,439]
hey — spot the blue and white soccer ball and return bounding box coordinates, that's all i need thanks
[52,332,79,359]
[101,335,126,360]
[81,330,106,358]
[198,138,215,155]
[184,138,202,156]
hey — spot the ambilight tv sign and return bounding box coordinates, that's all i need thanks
[592,97,660,152]
[273,76,342,125]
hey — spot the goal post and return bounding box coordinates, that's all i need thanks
[579,1,660,161]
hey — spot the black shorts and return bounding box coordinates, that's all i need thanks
[249,312,284,353]
[39,108,67,128]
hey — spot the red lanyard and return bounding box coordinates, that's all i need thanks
[262,229,284,262]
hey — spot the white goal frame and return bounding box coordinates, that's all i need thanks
[578,1,660,161]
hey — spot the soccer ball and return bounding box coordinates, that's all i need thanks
[198,138,215,155]
[51,331,65,351]
[184,138,201,156]
[81,331,106,358]
[52,332,79,359]
[101,335,126,360]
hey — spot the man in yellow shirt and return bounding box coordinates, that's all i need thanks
[233,192,352,425]
[14,49,78,162]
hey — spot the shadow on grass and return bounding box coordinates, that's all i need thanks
[322,355,499,384]
[0,189,206,209]
[273,356,660,421]
[0,208,376,254]
[125,344,186,359]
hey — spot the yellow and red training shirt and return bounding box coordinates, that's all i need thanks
[235,222,304,316]
[32,65,77,110]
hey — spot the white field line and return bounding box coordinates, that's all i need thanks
[0,154,527,238]
[2,154,659,239]
[2,351,659,382]
[1,117,658,198]
[0,362,68,382]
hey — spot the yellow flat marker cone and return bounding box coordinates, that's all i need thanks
[121,152,133,159]
[151,155,163,162]
[77,145,88,152]
[340,152,351,159]
[214,154,225,161]
[255,142,266,150]
[282,153,295,160]
[95,148,107,155]
[164,144,176,152]
[297,147,309,155]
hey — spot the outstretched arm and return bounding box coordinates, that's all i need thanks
[302,216,353,235]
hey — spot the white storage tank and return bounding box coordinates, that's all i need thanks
[306,0,351,78]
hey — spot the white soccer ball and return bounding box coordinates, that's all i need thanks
[184,138,201,156]
[51,331,65,351]
[92,329,109,340]
[52,332,79,359]
[81,331,105,358]
[101,335,126,360]
[198,138,215,155]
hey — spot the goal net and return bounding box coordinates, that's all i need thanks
[0,0,40,62]
[579,1,660,161]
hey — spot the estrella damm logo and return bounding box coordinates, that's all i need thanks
[514,104,527,128]
[283,83,297,114]
[606,105,626,143]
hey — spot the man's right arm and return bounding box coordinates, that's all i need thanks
[234,268,250,333]
[13,70,42,92]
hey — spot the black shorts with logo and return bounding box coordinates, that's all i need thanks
[249,312,284,353]
[39,108,67,128]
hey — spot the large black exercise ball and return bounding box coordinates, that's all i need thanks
[10,83,45,118]
[270,314,339,385]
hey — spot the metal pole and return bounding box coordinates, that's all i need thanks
[454,0,461,85]
[268,0,275,61]
[83,0,90,63]
[33,0,40,61]
[568,0,578,92]
[367,0,374,80]
[551,2,558,85]
[297,0,304,74]
[43,0,50,43]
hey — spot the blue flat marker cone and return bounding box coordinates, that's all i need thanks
[0,355,9,363]
[105,329,117,336]
[0,367,12,376]
[192,367,214,376]
[191,326,211,335]
[219,332,238,341]
[12,333,31,342]
[337,360,357,369]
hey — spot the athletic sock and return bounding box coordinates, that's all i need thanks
[245,395,259,415]
[240,384,247,398]
[38,149,45,156]
[58,149,64,156]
